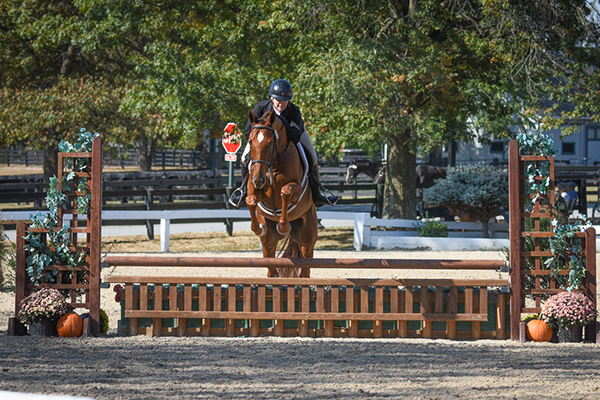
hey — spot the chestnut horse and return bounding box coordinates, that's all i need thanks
[245,109,318,278]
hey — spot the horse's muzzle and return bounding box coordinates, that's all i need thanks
[252,174,266,190]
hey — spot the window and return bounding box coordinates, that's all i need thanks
[588,128,596,140]
[588,127,600,140]
[562,142,575,154]
[490,141,504,153]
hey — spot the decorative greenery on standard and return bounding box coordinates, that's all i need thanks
[423,164,508,238]
[541,292,596,328]
[518,131,589,292]
[18,287,68,326]
[517,131,556,205]
[413,219,449,238]
[24,129,99,286]
[545,218,592,291]
[516,131,557,157]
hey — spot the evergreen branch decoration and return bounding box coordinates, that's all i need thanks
[517,131,555,205]
[545,218,591,291]
[24,129,99,285]
[517,131,589,292]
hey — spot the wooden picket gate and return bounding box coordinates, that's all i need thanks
[103,257,510,339]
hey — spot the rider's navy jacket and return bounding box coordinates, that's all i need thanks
[244,99,304,144]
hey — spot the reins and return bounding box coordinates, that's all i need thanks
[249,122,291,213]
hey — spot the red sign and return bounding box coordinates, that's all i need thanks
[222,123,243,154]
[224,153,237,162]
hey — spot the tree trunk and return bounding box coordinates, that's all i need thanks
[43,142,58,183]
[448,132,457,167]
[383,131,417,219]
[138,130,154,172]
[480,217,490,238]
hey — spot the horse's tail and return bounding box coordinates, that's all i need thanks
[276,235,301,278]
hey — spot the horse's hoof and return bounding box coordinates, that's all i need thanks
[277,223,290,236]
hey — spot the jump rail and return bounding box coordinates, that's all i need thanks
[103,257,509,339]
[102,256,506,270]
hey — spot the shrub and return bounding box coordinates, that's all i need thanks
[414,220,449,237]
[423,164,508,238]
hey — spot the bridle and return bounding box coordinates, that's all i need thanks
[248,124,290,186]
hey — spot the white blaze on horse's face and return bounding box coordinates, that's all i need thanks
[258,132,264,143]
[346,164,358,184]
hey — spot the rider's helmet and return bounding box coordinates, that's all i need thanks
[269,79,293,101]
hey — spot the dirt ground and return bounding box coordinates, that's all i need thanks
[1,249,600,399]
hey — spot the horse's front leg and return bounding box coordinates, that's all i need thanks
[246,192,266,238]
[277,182,298,236]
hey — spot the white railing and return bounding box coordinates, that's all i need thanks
[2,209,516,251]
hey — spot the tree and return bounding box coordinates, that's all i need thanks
[262,0,600,219]
[0,1,142,178]
[423,164,509,238]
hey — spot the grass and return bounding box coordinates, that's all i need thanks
[101,226,355,253]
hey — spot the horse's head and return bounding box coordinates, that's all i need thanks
[346,161,358,184]
[247,109,283,190]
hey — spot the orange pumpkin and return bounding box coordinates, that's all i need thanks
[526,319,553,342]
[56,312,83,337]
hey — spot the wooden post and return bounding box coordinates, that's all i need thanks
[8,222,27,336]
[89,136,102,336]
[584,227,598,342]
[508,139,522,341]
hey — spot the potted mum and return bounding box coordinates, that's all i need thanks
[541,291,596,343]
[18,288,69,336]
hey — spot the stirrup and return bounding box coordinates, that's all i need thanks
[228,187,245,208]
[324,189,339,206]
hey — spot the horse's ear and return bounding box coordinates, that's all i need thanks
[248,110,256,124]
[267,110,277,125]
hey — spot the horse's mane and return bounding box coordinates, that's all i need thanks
[353,159,382,168]
[257,113,288,136]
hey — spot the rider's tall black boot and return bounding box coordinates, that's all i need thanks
[309,164,339,207]
[228,165,249,208]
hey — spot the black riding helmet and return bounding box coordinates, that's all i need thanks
[269,79,293,101]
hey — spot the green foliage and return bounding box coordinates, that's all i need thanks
[100,308,109,335]
[517,131,556,204]
[545,218,591,292]
[423,164,509,236]
[517,131,557,157]
[2,1,599,216]
[521,314,539,323]
[81,308,109,335]
[413,220,449,238]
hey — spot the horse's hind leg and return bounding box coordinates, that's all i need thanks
[260,222,279,277]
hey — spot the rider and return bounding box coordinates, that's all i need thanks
[228,79,339,208]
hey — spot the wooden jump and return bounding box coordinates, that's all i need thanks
[104,275,509,339]
[103,256,510,339]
